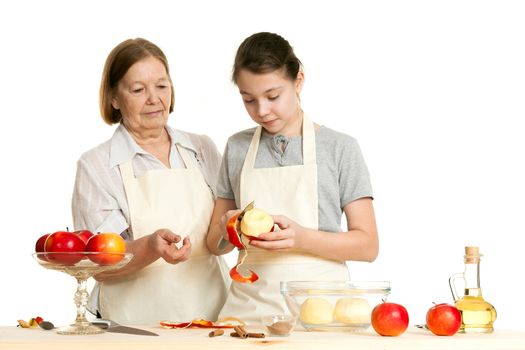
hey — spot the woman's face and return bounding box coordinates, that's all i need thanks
[236,69,304,136]
[112,56,172,134]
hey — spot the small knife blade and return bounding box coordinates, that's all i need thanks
[238,201,254,222]
[92,319,159,336]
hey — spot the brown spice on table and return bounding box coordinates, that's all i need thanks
[208,329,224,337]
[266,321,294,335]
[231,332,266,338]
[233,326,248,338]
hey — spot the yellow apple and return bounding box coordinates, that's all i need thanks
[334,297,371,324]
[240,208,274,238]
[299,297,334,325]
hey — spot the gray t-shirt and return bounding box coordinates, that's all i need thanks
[216,126,373,233]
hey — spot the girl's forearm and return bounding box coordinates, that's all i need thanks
[301,228,378,262]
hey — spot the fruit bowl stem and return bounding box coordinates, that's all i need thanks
[56,277,103,335]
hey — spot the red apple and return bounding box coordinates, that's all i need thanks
[35,233,50,261]
[44,231,85,265]
[371,302,409,336]
[74,229,94,244]
[426,303,461,336]
[85,233,126,265]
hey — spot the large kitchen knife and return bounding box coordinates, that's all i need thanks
[91,319,159,336]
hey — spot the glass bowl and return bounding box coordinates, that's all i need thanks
[261,314,298,336]
[280,280,390,332]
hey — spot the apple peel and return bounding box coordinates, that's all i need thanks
[17,316,44,329]
[225,206,274,283]
[160,317,245,329]
[230,264,259,283]
[226,214,244,249]
[229,244,259,283]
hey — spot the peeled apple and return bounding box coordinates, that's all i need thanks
[334,298,371,324]
[299,297,334,325]
[240,208,274,238]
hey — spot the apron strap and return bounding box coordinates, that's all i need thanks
[176,144,198,171]
[242,126,262,171]
[302,114,316,165]
[242,113,316,172]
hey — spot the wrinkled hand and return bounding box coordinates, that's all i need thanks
[148,229,191,264]
[249,215,306,251]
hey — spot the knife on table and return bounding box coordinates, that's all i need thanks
[91,319,159,336]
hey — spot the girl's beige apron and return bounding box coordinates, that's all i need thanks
[99,144,229,325]
[219,115,349,324]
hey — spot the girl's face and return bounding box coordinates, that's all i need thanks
[112,56,172,135]
[236,69,304,136]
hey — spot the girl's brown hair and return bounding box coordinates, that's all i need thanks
[99,38,175,125]
[232,32,302,84]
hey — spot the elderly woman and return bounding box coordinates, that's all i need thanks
[72,38,229,325]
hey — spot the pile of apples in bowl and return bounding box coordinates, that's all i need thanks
[35,229,126,267]
[281,280,463,336]
[281,280,391,332]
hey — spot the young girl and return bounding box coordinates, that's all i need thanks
[207,32,378,323]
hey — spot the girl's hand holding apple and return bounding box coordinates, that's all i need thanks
[249,215,306,251]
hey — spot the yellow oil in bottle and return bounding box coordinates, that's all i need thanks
[454,288,497,333]
[449,247,497,333]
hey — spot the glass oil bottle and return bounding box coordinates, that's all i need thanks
[449,246,497,333]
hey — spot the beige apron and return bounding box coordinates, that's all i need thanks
[219,115,349,324]
[100,144,229,325]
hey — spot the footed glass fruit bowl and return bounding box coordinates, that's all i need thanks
[33,252,133,335]
[281,281,390,332]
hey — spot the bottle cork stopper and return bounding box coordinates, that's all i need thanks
[464,246,481,263]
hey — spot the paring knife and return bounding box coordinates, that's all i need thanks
[237,201,255,223]
[91,319,159,336]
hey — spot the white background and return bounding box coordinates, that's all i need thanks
[1,0,524,331]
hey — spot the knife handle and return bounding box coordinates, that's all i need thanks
[91,319,111,329]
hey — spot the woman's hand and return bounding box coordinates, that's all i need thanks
[93,229,191,282]
[248,215,308,251]
[148,229,191,264]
